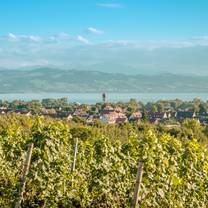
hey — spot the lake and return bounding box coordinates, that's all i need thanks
[0,93,208,104]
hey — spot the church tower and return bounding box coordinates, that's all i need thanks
[102,93,106,103]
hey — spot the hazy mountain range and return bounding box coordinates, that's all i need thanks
[1,38,208,76]
[0,68,208,93]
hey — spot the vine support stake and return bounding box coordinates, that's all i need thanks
[15,142,34,208]
[71,137,78,173]
[131,160,144,208]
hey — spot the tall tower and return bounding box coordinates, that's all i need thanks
[102,93,106,103]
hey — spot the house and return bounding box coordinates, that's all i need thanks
[101,113,117,124]
[115,107,123,113]
[116,116,128,124]
[165,111,177,119]
[115,112,128,124]
[62,113,73,121]
[86,115,101,124]
[198,112,208,118]
[198,112,208,124]
[41,108,57,115]
[101,106,115,114]
[100,106,117,124]
[148,112,168,120]
[47,112,73,121]
[0,107,7,109]
[129,112,142,122]
[101,111,127,124]
[14,110,32,116]
[86,115,94,124]
[176,111,196,121]
[0,109,11,115]
[73,109,89,119]
[170,112,177,118]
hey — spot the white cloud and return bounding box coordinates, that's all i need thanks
[8,33,18,41]
[57,32,70,39]
[50,32,70,41]
[86,27,104,35]
[8,33,16,39]
[190,36,208,46]
[1,32,208,49]
[20,59,49,67]
[0,33,42,42]
[98,38,208,49]
[28,35,42,42]
[77,35,90,44]
[1,35,208,75]
[0,33,71,43]
[97,3,123,8]
[192,36,208,40]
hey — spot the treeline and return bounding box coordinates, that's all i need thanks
[114,98,208,114]
[0,114,208,207]
[1,97,208,114]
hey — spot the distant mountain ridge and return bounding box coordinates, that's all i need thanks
[0,68,208,93]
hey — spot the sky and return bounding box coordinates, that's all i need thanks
[1,0,208,74]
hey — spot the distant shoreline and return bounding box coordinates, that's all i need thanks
[0,92,207,104]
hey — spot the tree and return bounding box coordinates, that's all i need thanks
[142,109,148,121]
[27,100,42,114]
[199,103,207,114]
[157,103,164,112]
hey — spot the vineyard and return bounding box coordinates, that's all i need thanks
[0,115,208,207]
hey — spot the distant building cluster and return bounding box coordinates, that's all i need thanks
[0,104,207,125]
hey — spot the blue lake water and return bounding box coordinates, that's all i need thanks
[0,93,208,104]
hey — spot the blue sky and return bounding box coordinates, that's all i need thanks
[1,0,208,40]
[1,0,208,74]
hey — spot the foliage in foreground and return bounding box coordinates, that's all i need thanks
[0,116,208,207]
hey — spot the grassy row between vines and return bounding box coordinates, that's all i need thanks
[0,115,208,207]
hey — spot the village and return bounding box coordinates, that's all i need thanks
[0,95,207,125]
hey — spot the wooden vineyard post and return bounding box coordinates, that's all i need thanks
[71,137,78,173]
[15,143,34,208]
[131,160,144,208]
[70,138,78,187]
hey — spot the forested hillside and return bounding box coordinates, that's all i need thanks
[1,68,208,93]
